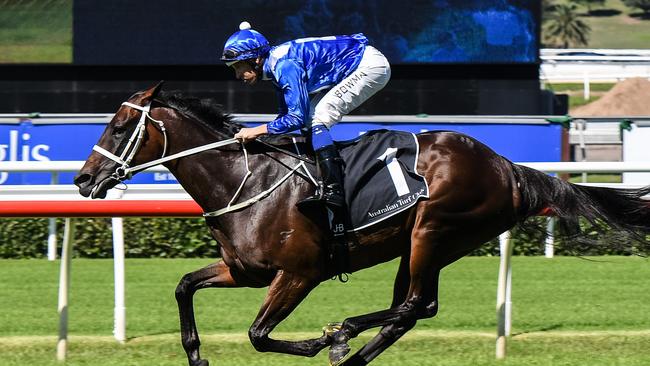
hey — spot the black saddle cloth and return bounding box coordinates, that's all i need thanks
[335,130,430,231]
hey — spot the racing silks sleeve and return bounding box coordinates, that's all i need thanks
[266,59,310,135]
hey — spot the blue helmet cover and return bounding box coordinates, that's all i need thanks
[221,22,270,62]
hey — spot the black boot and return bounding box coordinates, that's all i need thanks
[297,145,345,211]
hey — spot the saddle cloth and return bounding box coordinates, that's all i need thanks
[334,130,430,231]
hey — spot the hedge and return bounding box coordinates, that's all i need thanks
[0,217,218,259]
[0,217,644,259]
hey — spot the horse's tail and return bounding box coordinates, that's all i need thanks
[511,163,650,251]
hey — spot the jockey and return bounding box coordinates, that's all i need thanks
[223,21,391,213]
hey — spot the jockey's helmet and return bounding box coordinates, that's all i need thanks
[221,22,270,66]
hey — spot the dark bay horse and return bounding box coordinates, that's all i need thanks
[75,83,650,366]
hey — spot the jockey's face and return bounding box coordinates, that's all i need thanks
[231,59,260,85]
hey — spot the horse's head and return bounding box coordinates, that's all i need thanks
[75,82,167,199]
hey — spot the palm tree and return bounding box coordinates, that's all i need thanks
[542,0,556,16]
[544,3,591,48]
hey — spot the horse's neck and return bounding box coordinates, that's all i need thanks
[152,108,242,210]
[167,147,248,212]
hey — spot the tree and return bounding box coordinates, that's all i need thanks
[543,3,591,48]
[624,0,650,17]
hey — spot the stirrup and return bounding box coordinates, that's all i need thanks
[323,187,345,208]
[296,187,325,211]
[296,186,344,210]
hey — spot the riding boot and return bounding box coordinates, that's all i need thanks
[297,145,345,211]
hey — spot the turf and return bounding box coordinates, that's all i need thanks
[2,332,650,366]
[0,0,72,63]
[580,0,650,49]
[551,0,650,49]
[569,174,622,184]
[1,256,649,365]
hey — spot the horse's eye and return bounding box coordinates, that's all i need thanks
[112,126,126,137]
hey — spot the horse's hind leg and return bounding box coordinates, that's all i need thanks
[341,271,440,366]
[329,230,442,365]
[176,260,252,366]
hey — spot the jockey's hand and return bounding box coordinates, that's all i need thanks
[234,124,268,143]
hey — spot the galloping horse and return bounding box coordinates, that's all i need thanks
[75,83,650,366]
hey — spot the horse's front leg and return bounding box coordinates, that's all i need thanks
[247,270,333,357]
[176,260,255,366]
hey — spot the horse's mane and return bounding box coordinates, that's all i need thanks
[155,90,244,136]
[154,89,309,152]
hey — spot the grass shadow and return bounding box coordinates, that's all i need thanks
[512,324,563,336]
[126,329,179,341]
[586,9,622,17]
[629,12,650,20]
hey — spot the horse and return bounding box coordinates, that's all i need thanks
[74,82,650,366]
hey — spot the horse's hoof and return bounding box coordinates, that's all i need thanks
[322,322,343,337]
[192,359,209,366]
[338,354,367,366]
[328,342,351,366]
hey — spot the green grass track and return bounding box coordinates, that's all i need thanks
[1,256,649,365]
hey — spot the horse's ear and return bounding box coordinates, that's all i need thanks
[151,80,164,98]
[142,80,165,101]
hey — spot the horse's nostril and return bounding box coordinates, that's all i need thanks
[74,173,92,187]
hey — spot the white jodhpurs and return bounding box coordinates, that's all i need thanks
[310,45,391,128]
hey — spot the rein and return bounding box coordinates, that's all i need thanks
[93,101,315,217]
[255,139,315,165]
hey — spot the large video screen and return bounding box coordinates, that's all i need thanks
[74,0,539,65]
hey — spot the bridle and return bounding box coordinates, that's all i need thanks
[93,101,239,181]
[92,101,169,180]
[90,100,315,217]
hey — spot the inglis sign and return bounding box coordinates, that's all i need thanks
[0,122,176,185]
[0,130,51,184]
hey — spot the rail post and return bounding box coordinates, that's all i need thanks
[496,231,513,359]
[112,217,127,343]
[47,173,59,260]
[56,218,74,361]
[545,218,555,258]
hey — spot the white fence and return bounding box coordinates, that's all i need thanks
[540,48,650,99]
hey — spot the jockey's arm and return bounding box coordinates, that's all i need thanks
[235,59,309,143]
